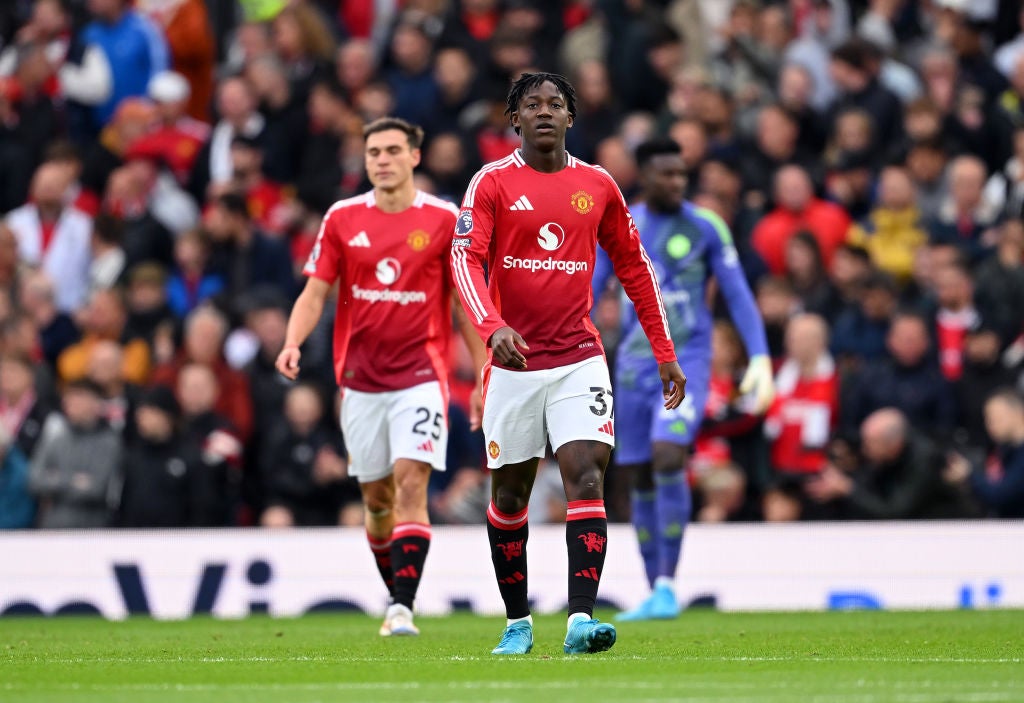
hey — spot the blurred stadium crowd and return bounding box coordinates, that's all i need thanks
[0,0,1022,530]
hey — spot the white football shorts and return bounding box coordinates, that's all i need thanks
[340,381,448,483]
[482,356,615,469]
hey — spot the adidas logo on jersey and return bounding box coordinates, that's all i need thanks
[598,421,614,436]
[509,195,534,211]
[348,231,370,247]
[417,439,434,453]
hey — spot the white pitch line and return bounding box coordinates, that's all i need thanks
[12,654,1022,665]
[0,682,1018,703]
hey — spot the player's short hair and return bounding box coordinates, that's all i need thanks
[505,72,577,135]
[634,138,682,168]
[363,117,424,150]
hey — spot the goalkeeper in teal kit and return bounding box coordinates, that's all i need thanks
[593,139,774,620]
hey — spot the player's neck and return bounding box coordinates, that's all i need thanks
[374,183,417,213]
[519,145,567,174]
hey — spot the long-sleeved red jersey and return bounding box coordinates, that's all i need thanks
[451,150,675,371]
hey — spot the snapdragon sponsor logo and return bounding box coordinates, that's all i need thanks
[351,284,427,305]
[503,256,589,275]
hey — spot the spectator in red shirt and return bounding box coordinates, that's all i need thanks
[764,313,839,475]
[932,261,979,382]
[752,164,852,275]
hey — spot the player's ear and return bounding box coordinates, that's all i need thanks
[510,110,520,132]
[410,148,421,168]
[567,113,574,129]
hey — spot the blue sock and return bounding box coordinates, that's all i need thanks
[654,472,691,581]
[630,490,658,589]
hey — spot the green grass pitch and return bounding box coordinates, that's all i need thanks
[2,610,1022,702]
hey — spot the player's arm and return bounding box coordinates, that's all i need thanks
[450,170,529,369]
[276,277,332,380]
[699,207,774,414]
[452,290,488,430]
[277,210,343,380]
[596,175,684,408]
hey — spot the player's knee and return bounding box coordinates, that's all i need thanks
[492,485,529,515]
[362,487,393,516]
[565,463,605,501]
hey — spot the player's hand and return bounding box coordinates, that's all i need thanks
[275,345,301,380]
[490,326,529,370]
[658,361,686,409]
[739,354,775,415]
[469,380,484,431]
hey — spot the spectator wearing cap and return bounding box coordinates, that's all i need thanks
[844,312,956,437]
[27,377,123,528]
[830,271,898,367]
[201,192,295,302]
[5,162,92,313]
[826,147,874,222]
[955,323,1017,450]
[57,287,151,386]
[165,228,224,319]
[76,0,169,134]
[138,0,214,123]
[118,383,221,527]
[752,164,851,275]
[848,165,928,284]
[124,71,210,186]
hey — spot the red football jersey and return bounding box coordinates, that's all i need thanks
[764,356,839,474]
[451,150,674,371]
[304,190,458,393]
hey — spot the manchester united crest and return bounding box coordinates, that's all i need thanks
[570,190,594,214]
[488,441,500,459]
[407,229,431,251]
